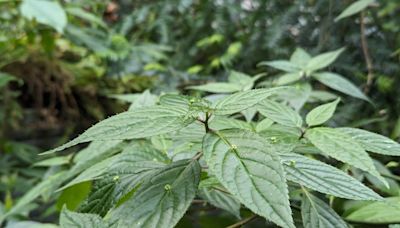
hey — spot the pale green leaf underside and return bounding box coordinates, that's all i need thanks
[213,87,290,115]
[346,197,400,224]
[306,98,340,126]
[305,127,387,186]
[20,0,67,33]
[203,129,294,228]
[338,127,400,156]
[258,99,303,128]
[313,72,370,101]
[335,0,375,21]
[44,105,194,154]
[281,153,381,200]
[301,192,347,228]
[108,160,200,228]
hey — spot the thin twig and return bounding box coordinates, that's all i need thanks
[360,10,374,94]
[226,214,258,228]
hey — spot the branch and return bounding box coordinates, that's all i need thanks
[226,215,258,228]
[360,10,374,94]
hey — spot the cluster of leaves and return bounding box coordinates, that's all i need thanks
[4,56,400,227]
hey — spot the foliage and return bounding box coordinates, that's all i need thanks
[1,0,400,227]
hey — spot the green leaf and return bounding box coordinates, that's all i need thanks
[258,60,300,72]
[281,153,382,200]
[308,91,338,103]
[203,129,294,228]
[258,99,303,128]
[313,72,370,101]
[256,118,274,132]
[188,83,242,93]
[108,160,200,228]
[228,70,260,91]
[61,142,168,190]
[301,191,347,228]
[335,0,375,22]
[290,48,311,66]
[338,127,400,156]
[345,197,400,224]
[305,48,345,72]
[20,0,67,33]
[33,155,71,167]
[306,98,340,126]
[44,105,194,154]
[213,87,289,115]
[305,127,387,187]
[199,187,241,218]
[68,141,124,179]
[78,178,117,217]
[0,72,19,88]
[65,7,106,28]
[259,125,301,154]
[128,90,158,111]
[57,182,92,211]
[60,207,109,228]
[209,116,253,131]
[275,72,303,85]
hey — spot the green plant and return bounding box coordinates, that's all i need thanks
[3,65,400,227]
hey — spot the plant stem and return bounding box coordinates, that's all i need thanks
[226,214,258,228]
[360,10,374,94]
[381,173,400,182]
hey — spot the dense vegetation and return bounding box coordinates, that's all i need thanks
[1,0,400,227]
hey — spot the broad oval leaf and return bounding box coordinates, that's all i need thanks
[338,127,400,156]
[281,153,381,200]
[258,60,300,72]
[305,48,345,72]
[203,129,294,228]
[301,192,348,228]
[44,105,194,154]
[305,127,387,186]
[345,197,400,224]
[212,87,289,115]
[258,99,303,128]
[313,72,370,102]
[108,160,200,228]
[306,98,340,127]
[20,0,67,33]
[335,0,375,22]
